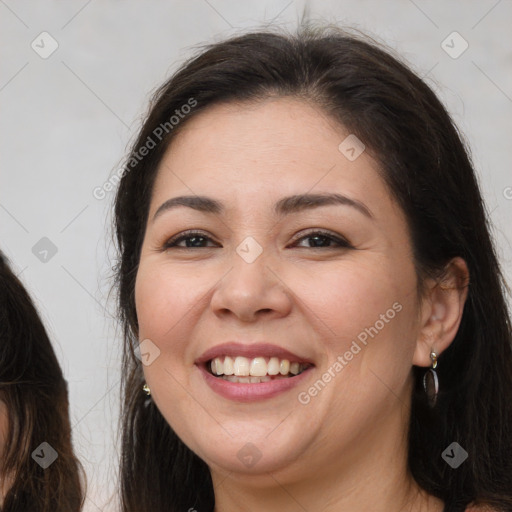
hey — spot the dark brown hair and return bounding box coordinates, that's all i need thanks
[0,252,85,511]
[113,23,512,512]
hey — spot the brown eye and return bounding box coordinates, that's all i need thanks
[163,230,219,249]
[291,230,352,249]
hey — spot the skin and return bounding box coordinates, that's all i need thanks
[135,97,469,512]
[0,400,7,451]
[0,399,11,504]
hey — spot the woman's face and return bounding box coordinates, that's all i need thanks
[135,98,424,480]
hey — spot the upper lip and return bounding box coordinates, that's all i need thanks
[195,342,315,365]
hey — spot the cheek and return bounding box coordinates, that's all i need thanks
[296,256,419,389]
[306,264,418,407]
[299,259,410,336]
[134,264,197,410]
[134,263,197,344]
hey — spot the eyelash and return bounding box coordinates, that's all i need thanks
[162,229,353,250]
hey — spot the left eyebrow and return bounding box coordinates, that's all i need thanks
[152,192,374,222]
[274,192,374,219]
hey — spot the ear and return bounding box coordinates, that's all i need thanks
[412,257,470,367]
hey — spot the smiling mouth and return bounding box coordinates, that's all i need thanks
[206,355,313,383]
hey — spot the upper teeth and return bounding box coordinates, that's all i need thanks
[210,356,305,377]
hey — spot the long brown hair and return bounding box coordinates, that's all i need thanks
[0,252,85,511]
[113,23,512,512]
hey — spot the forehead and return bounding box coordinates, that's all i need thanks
[149,98,392,218]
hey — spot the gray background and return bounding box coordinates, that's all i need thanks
[1,1,511,510]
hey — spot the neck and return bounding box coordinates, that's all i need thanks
[210,392,444,512]
[212,473,441,512]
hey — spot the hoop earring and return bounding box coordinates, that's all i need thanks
[423,349,439,408]
[142,383,151,396]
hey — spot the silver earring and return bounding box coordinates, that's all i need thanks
[423,350,439,408]
[142,383,151,396]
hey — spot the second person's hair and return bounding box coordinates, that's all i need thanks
[0,252,85,511]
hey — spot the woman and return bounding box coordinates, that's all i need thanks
[0,253,85,510]
[113,24,512,512]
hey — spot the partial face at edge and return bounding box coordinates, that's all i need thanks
[134,97,423,479]
[0,399,8,458]
[0,399,11,501]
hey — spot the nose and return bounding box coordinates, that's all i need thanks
[209,243,293,323]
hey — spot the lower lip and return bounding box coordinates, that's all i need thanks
[197,364,314,402]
